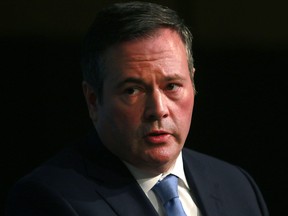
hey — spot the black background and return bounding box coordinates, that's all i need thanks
[1,0,287,215]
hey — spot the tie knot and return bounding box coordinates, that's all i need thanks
[152,174,179,205]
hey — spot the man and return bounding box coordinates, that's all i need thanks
[6,2,269,215]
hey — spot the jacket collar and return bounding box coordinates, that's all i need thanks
[183,149,226,216]
[79,131,159,216]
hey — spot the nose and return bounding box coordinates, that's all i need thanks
[144,90,169,121]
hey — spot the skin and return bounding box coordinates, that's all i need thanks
[83,28,195,175]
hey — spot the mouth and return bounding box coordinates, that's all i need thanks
[144,130,171,144]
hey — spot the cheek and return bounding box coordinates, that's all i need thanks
[179,91,194,112]
[108,101,143,128]
[175,95,194,127]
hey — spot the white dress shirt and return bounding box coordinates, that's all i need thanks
[123,152,201,216]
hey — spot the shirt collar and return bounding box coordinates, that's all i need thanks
[123,151,190,195]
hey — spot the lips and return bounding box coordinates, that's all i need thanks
[144,130,171,144]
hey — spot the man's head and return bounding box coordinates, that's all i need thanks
[81,1,194,102]
[82,2,196,174]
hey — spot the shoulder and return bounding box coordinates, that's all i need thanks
[7,146,92,199]
[5,140,112,215]
[183,147,243,172]
[182,148,269,215]
[11,131,104,188]
[182,148,267,201]
[182,148,260,188]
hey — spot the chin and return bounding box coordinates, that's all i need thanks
[148,149,177,164]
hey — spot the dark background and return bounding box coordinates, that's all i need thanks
[1,0,287,215]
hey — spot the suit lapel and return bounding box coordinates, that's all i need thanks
[80,132,158,216]
[93,178,158,216]
[183,149,227,216]
[80,132,228,216]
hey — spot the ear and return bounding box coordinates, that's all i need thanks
[82,81,98,122]
[191,67,197,94]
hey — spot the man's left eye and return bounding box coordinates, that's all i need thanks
[166,83,180,91]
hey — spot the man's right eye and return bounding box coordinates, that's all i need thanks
[124,87,141,95]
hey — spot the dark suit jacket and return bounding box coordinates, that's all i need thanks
[6,131,269,216]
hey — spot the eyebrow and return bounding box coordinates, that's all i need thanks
[164,74,185,82]
[116,77,146,89]
[116,74,186,88]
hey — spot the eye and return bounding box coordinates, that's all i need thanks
[166,83,181,91]
[124,87,141,95]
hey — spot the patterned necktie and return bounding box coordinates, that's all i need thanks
[152,174,187,216]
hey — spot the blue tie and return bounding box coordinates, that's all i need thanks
[152,174,187,216]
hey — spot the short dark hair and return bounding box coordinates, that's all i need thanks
[81,1,194,102]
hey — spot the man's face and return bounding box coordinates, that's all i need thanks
[85,28,195,174]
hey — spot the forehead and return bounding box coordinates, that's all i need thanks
[102,28,188,72]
